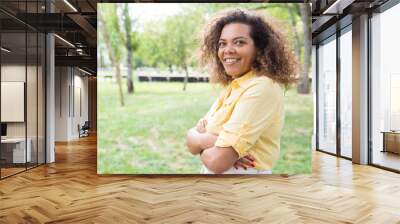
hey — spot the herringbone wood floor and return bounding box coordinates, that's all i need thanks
[1,135,400,223]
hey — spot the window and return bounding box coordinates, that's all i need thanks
[317,35,337,154]
[371,2,400,171]
[339,27,352,158]
[0,1,47,179]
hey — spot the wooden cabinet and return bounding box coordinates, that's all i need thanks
[382,131,400,154]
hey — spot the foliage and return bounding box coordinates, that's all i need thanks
[98,4,125,106]
[134,6,203,71]
[98,4,124,62]
[117,3,303,72]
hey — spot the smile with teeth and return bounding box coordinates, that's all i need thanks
[224,58,240,64]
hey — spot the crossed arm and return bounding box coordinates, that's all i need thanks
[186,127,239,174]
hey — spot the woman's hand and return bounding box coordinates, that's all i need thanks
[186,128,203,155]
[186,128,218,155]
[196,119,208,133]
[233,154,256,170]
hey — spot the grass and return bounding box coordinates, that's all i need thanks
[97,79,313,174]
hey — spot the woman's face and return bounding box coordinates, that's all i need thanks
[217,23,257,78]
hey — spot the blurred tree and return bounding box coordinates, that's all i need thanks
[298,3,311,94]
[121,4,137,94]
[287,3,302,60]
[136,22,163,68]
[158,20,178,73]
[157,7,203,91]
[177,9,202,91]
[98,42,107,68]
[98,30,110,68]
[98,4,125,106]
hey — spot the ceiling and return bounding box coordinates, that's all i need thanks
[311,0,389,43]
[0,0,98,75]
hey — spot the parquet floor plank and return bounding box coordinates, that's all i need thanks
[1,134,399,223]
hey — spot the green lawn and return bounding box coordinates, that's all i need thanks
[98,80,312,174]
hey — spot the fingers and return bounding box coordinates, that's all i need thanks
[199,119,207,129]
[235,161,251,170]
[241,157,255,166]
[233,161,245,169]
[234,159,255,170]
[196,125,206,133]
[243,154,255,162]
[197,119,207,127]
[195,125,203,132]
[196,119,208,133]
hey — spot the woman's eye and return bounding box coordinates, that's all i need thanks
[235,40,244,46]
[218,42,226,48]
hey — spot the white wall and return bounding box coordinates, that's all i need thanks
[55,66,70,141]
[72,72,89,137]
[55,67,89,141]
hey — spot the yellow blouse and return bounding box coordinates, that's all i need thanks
[204,70,284,170]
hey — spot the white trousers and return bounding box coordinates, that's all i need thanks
[200,165,272,174]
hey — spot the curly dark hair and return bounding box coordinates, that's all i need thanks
[199,8,298,87]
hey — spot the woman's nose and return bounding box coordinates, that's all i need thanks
[224,43,236,54]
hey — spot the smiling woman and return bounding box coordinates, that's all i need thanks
[186,9,298,174]
[217,23,256,78]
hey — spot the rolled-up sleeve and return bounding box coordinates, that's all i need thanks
[214,80,283,158]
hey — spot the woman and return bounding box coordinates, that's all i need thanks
[186,9,298,174]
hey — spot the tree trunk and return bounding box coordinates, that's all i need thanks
[124,4,134,94]
[126,46,134,94]
[297,3,311,94]
[98,12,125,106]
[115,64,125,106]
[168,64,173,73]
[287,3,302,60]
[100,51,105,68]
[183,64,188,91]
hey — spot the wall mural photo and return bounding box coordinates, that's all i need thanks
[97,3,313,174]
